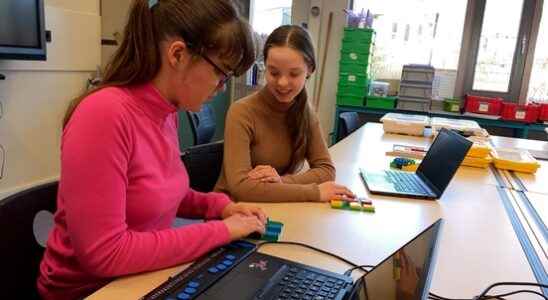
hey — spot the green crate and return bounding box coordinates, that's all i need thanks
[339,72,368,86]
[343,27,375,42]
[339,61,369,76]
[340,49,371,65]
[365,96,396,109]
[443,98,461,112]
[338,83,367,97]
[341,39,373,51]
[337,93,365,106]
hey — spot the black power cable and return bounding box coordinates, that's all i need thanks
[429,282,548,300]
[256,241,364,271]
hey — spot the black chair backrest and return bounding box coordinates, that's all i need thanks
[181,141,224,192]
[0,181,58,299]
[187,104,216,145]
[337,112,360,142]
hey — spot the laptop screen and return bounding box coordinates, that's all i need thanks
[416,129,472,195]
[349,219,442,300]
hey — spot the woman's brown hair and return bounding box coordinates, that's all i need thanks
[263,25,317,173]
[63,0,255,127]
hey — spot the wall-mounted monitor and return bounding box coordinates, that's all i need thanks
[0,0,47,61]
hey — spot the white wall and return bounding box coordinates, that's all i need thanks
[0,0,101,199]
[101,0,133,69]
[304,0,350,142]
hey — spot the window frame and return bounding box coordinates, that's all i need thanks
[351,0,545,104]
[462,0,537,103]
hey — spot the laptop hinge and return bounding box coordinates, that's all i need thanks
[416,172,441,197]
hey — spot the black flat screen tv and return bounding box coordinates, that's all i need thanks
[0,0,47,61]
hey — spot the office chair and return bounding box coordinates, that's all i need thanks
[181,140,224,192]
[0,181,58,299]
[187,103,216,145]
[337,112,361,142]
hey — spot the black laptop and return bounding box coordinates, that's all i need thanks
[360,128,472,199]
[196,220,443,300]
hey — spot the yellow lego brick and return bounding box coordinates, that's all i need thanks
[330,200,344,208]
[362,204,376,213]
[349,202,362,211]
[401,164,418,172]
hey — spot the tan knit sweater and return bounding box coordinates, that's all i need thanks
[214,88,335,202]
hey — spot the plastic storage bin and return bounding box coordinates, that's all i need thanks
[464,95,503,116]
[430,117,484,137]
[338,71,368,86]
[430,99,444,111]
[369,81,389,97]
[338,83,367,96]
[540,104,548,122]
[337,94,365,106]
[401,65,435,83]
[399,82,433,99]
[343,27,374,43]
[500,103,540,123]
[380,113,430,136]
[397,96,431,112]
[365,96,396,109]
[339,61,369,76]
[443,98,461,112]
[340,48,371,65]
[492,148,540,174]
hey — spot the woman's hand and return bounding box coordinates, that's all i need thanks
[221,202,268,224]
[317,182,356,202]
[248,165,282,183]
[223,214,265,240]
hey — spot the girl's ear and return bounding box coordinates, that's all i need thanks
[166,40,190,69]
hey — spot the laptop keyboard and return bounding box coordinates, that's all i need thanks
[269,266,348,300]
[385,170,427,194]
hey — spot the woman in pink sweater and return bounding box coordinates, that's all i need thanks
[37,1,265,299]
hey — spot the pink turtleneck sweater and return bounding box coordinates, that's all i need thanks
[37,83,232,300]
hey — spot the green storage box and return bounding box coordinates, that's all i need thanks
[339,71,368,86]
[343,27,375,43]
[339,61,369,74]
[443,98,461,112]
[337,93,365,106]
[340,48,371,65]
[341,39,373,51]
[338,83,367,97]
[365,96,396,109]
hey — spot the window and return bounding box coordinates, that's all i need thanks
[353,0,467,80]
[527,2,548,103]
[250,0,292,35]
[463,0,536,102]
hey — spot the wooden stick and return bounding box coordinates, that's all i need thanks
[314,12,334,112]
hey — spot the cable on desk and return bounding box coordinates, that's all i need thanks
[476,282,548,299]
[428,282,548,300]
[343,264,374,276]
[256,241,371,274]
[486,289,548,299]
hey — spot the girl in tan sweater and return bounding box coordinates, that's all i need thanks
[215,25,355,202]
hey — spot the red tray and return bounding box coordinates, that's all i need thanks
[465,95,503,115]
[500,103,540,123]
[539,103,548,122]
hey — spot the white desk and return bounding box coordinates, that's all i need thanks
[89,123,542,299]
[490,135,548,195]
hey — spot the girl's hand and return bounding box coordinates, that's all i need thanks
[248,165,282,183]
